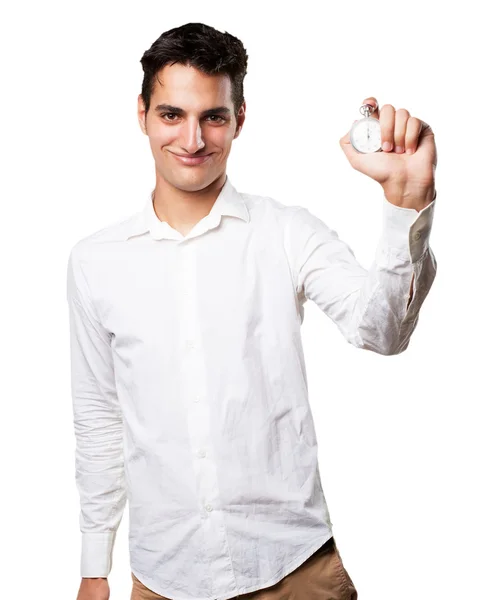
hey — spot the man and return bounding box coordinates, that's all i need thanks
[67,22,437,600]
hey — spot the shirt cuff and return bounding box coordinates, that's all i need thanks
[80,531,116,578]
[380,191,436,263]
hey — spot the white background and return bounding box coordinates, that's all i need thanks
[1,1,477,599]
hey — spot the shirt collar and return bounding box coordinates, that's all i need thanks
[124,175,249,241]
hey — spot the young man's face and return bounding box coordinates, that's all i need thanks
[138,63,245,192]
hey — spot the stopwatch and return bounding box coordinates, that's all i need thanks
[350,103,383,154]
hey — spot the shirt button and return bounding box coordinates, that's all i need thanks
[413,231,422,240]
[194,394,201,403]
[205,504,213,512]
[186,340,195,350]
[197,449,206,458]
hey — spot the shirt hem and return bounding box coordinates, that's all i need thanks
[130,529,334,600]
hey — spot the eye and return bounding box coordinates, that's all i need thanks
[207,115,226,123]
[160,113,226,123]
[162,113,179,121]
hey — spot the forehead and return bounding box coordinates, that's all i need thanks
[152,63,232,104]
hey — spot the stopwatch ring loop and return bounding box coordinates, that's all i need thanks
[360,103,377,117]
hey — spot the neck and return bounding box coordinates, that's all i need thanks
[151,172,226,233]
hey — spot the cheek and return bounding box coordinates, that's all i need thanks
[208,130,234,153]
[145,120,175,145]
[213,127,233,143]
[149,130,175,146]
[148,135,176,160]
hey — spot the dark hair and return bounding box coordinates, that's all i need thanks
[140,23,248,121]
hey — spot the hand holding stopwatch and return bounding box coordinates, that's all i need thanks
[350,103,383,154]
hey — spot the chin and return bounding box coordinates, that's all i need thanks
[171,174,216,192]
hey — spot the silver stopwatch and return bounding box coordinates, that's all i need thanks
[350,103,383,154]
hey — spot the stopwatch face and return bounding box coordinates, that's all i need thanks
[350,117,382,153]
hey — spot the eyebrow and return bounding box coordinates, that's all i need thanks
[154,104,231,117]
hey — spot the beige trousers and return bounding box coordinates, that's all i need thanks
[130,536,358,600]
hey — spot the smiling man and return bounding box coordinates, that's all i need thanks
[137,56,244,239]
[67,22,437,600]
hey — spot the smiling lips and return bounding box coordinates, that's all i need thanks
[171,152,212,166]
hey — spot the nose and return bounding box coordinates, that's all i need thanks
[179,118,206,155]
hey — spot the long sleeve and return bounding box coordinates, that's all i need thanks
[286,193,437,355]
[66,246,126,577]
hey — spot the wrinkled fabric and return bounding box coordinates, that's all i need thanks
[130,536,358,600]
[67,175,436,600]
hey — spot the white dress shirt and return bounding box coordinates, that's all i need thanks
[66,175,437,600]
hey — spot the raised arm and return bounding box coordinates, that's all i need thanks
[285,192,437,355]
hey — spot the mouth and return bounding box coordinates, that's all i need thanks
[170,152,212,166]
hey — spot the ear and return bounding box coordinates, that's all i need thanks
[137,94,148,135]
[234,101,246,139]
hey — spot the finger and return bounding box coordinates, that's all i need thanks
[362,97,379,119]
[379,104,395,151]
[393,109,410,153]
[405,117,422,154]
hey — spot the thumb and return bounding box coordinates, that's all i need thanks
[339,120,359,164]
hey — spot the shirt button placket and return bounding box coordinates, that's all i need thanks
[178,243,220,530]
[176,234,243,593]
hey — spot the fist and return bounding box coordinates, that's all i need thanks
[339,96,437,209]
